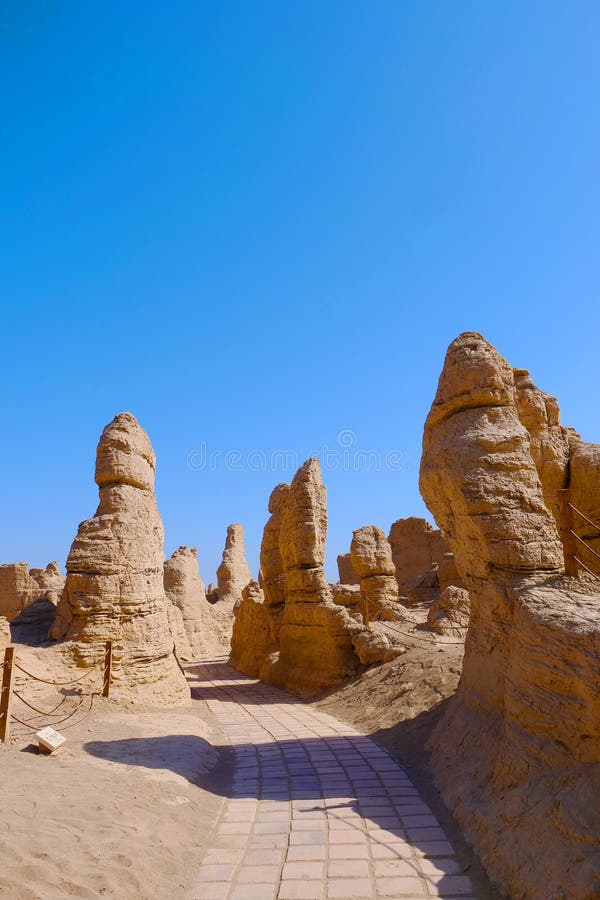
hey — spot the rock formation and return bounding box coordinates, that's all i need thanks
[232,459,414,695]
[205,582,219,603]
[272,459,363,693]
[510,364,600,577]
[426,585,470,637]
[336,553,359,585]
[387,517,463,605]
[436,552,464,593]
[229,580,275,678]
[330,583,363,619]
[216,524,252,608]
[420,332,600,898]
[0,563,35,621]
[512,367,572,523]
[403,566,441,606]
[229,459,408,694]
[29,562,64,605]
[164,546,207,658]
[258,484,289,642]
[351,624,406,666]
[51,412,189,705]
[0,561,64,622]
[166,602,193,661]
[164,546,233,657]
[350,526,402,621]
[387,517,449,591]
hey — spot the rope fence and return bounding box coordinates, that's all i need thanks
[557,489,600,581]
[0,641,113,743]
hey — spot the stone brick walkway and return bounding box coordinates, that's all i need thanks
[186,659,475,900]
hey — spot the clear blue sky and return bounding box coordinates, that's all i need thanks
[2,2,599,583]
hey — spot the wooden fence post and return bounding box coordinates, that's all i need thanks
[102,641,113,698]
[0,647,15,742]
[557,489,578,577]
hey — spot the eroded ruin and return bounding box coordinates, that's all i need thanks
[420,331,600,898]
[51,412,189,705]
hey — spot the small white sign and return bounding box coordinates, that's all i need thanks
[36,726,66,754]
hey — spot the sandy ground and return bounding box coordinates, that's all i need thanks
[1,639,230,900]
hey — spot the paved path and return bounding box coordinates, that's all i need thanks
[186,659,475,900]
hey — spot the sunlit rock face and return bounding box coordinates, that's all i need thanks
[231,459,382,695]
[336,552,359,585]
[216,524,252,607]
[420,332,600,899]
[350,526,403,621]
[0,561,64,622]
[52,412,189,706]
[272,459,362,693]
[164,546,208,659]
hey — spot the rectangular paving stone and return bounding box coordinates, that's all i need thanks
[358,798,394,808]
[365,817,402,830]
[244,848,284,865]
[412,841,455,857]
[290,791,323,800]
[360,807,396,819]
[328,819,363,831]
[376,876,428,896]
[230,884,278,900]
[256,812,291,823]
[426,875,474,896]
[237,864,282,882]
[292,819,327,832]
[282,861,326,880]
[286,845,327,862]
[255,821,291,834]
[394,805,432,817]
[289,831,327,845]
[327,860,371,878]
[278,881,325,899]
[407,827,448,842]
[329,829,367,844]
[366,828,406,844]
[327,877,374,898]
[373,859,420,877]
[249,834,288,848]
[401,815,440,828]
[328,843,370,860]
[370,842,412,860]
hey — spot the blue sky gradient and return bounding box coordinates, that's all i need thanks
[2,2,599,581]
